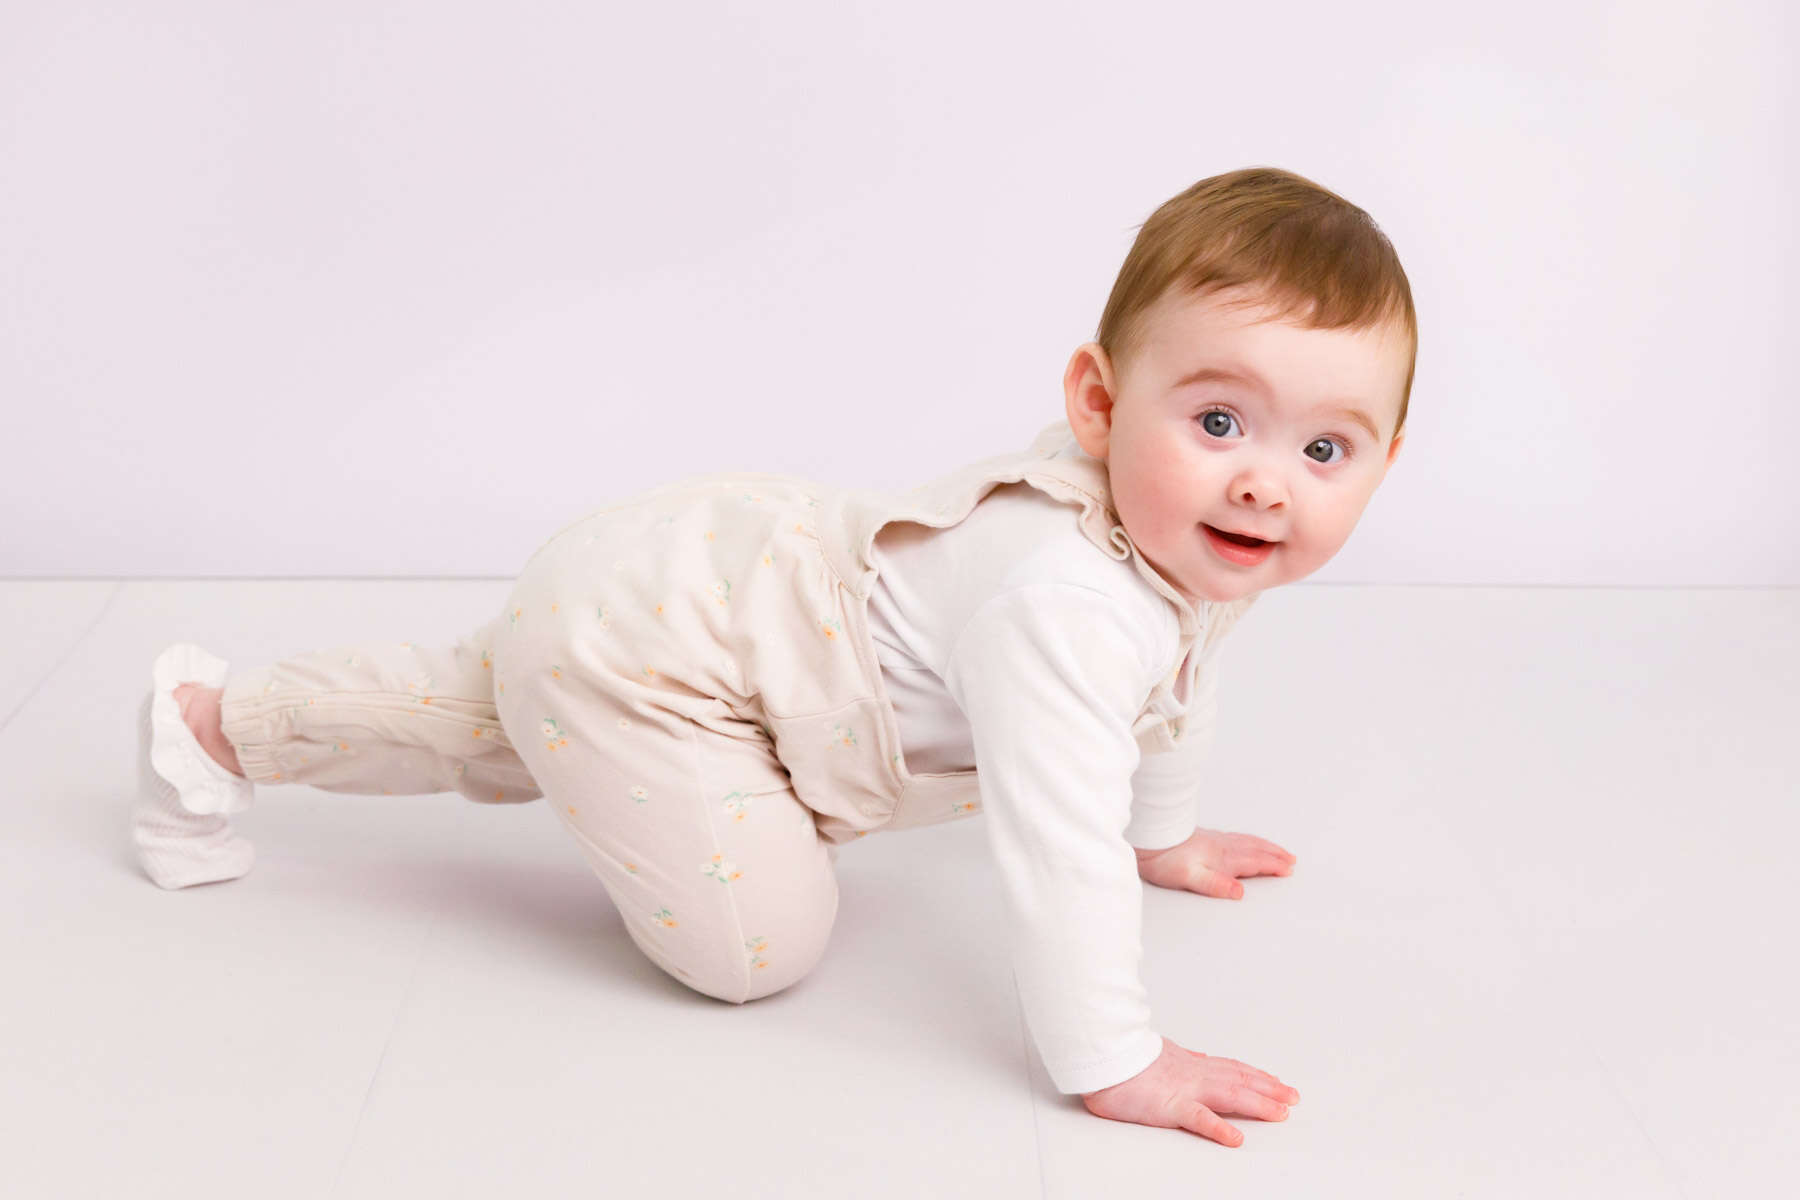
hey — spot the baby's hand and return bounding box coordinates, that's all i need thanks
[1081,1036,1299,1146]
[1133,827,1295,899]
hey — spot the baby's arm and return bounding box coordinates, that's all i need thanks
[1126,654,1297,896]
[1123,645,1222,851]
[942,582,1168,1097]
[943,587,1300,1143]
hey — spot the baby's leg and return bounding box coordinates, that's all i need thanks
[497,612,841,1004]
[215,612,542,805]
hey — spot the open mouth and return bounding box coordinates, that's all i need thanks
[1203,524,1273,548]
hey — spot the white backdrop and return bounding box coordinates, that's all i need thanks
[3,1,1794,585]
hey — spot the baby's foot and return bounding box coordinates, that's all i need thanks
[133,643,256,889]
[173,684,245,778]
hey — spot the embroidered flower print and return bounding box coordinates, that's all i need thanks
[701,855,742,884]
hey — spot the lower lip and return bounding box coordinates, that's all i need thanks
[1202,524,1276,566]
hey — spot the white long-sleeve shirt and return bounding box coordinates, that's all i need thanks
[865,477,1224,1095]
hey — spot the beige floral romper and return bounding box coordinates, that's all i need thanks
[218,418,1258,1005]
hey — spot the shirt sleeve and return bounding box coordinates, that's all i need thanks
[941,582,1166,1096]
[1122,647,1222,850]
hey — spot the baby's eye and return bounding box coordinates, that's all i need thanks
[1197,410,1237,439]
[1303,437,1348,465]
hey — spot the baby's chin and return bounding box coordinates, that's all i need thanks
[1183,561,1289,606]
[1143,542,1279,606]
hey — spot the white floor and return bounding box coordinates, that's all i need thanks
[2,579,1794,1199]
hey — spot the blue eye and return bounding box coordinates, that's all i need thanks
[1195,408,1354,464]
[1198,410,1235,439]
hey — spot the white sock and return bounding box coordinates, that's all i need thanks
[133,643,256,889]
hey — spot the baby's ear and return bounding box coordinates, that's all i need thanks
[1063,344,1116,461]
[1383,431,1405,472]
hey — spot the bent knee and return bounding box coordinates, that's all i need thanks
[743,858,840,1002]
[681,878,839,1005]
[737,930,831,1002]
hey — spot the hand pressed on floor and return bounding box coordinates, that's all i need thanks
[1133,827,1295,899]
[1081,1036,1300,1146]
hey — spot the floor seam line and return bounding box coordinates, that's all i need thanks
[329,913,438,1196]
[0,580,128,740]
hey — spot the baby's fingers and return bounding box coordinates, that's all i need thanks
[1253,834,1296,860]
[1219,1086,1292,1123]
[1185,865,1245,900]
[1222,841,1295,876]
[1238,851,1293,878]
[1246,1074,1301,1104]
[1209,1057,1301,1104]
[1180,1101,1244,1148]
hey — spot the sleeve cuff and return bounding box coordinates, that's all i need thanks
[1047,1028,1165,1096]
[1123,816,1196,852]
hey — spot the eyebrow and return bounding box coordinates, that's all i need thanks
[1171,364,1383,443]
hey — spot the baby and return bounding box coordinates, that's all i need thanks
[131,165,1414,1148]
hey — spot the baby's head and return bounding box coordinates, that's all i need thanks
[1064,166,1416,607]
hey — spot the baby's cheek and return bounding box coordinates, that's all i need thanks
[1121,463,1182,527]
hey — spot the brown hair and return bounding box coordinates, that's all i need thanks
[1095,166,1417,441]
